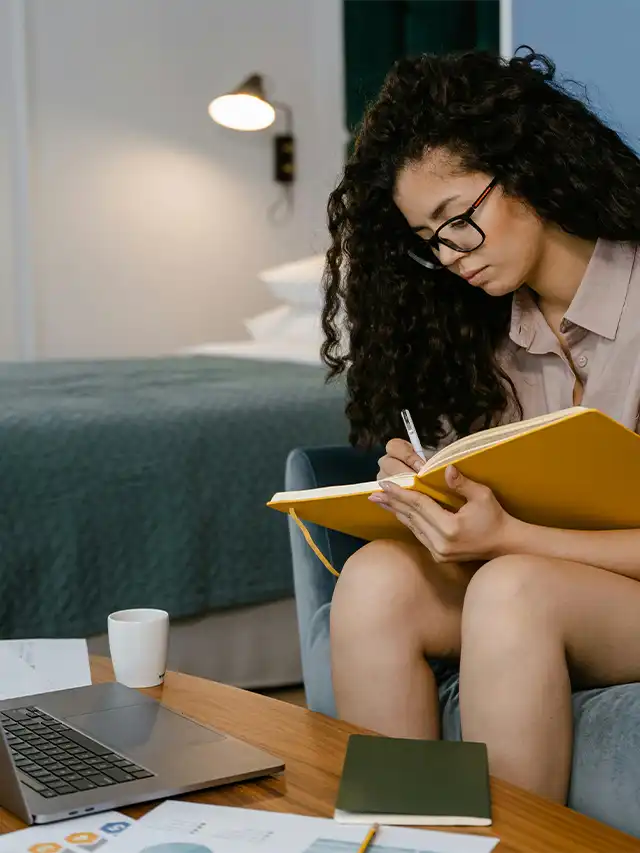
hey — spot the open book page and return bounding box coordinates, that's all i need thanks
[420,406,587,473]
[269,471,415,504]
[268,406,588,504]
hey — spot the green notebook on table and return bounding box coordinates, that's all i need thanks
[335,735,492,827]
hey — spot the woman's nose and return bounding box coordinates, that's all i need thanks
[436,244,466,268]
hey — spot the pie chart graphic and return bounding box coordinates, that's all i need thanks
[140,845,213,853]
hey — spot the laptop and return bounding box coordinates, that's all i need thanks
[0,681,284,824]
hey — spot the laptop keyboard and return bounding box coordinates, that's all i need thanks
[0,705,155,799]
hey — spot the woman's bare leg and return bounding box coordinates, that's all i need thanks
[460,555,640,802]
[330,539,476,737]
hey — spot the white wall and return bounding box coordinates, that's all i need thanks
[4,0,345,359]
[0,3,19,359]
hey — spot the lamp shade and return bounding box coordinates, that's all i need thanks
[208,73,276,131]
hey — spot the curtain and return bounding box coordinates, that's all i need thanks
[344,0,500,137]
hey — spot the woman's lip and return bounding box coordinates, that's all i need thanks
[465,266,488,284]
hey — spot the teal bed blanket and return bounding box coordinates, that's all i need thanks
[0,356,348,639]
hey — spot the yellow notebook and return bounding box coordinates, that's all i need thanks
[268,407,640,551]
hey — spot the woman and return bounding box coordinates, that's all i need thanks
[321,46,640,805]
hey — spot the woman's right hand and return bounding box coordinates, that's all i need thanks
[377,438,426,480]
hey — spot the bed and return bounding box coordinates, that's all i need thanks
[0,354,348,688]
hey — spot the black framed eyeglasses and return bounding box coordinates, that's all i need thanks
[406,177,498,270]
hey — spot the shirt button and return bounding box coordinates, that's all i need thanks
[577,355,588,368]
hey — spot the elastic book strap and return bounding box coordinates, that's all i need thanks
[288,508,340,577]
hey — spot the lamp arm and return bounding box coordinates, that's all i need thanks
[271,100,294,134]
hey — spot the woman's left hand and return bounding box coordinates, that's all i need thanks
[371,465,515,562]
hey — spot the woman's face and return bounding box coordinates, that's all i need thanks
[393,148,546,297]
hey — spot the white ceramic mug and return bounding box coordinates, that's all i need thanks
[107,608,169,688]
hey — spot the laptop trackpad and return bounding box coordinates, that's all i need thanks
[66,704,223,755]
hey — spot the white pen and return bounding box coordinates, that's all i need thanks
[401,408,427,463]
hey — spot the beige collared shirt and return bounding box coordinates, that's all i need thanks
[500,239,640,432]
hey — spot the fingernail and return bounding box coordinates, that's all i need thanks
[369,496,390,511]
[413,460,423,472]
[380,481,391,491]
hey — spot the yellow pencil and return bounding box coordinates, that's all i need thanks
[357,823,379,853]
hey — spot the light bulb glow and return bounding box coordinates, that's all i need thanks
[208,93,275,131]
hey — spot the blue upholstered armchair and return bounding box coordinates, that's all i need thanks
[285,445,640,839]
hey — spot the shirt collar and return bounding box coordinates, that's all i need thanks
[509,288,555,354]
[509,239,636,349]
[563,239,635,339]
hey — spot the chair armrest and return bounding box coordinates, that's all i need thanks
[285,445,381,712]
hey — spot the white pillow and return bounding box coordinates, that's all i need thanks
[244,304,321,343]
[257,254,325,309]
[244,305,292,341]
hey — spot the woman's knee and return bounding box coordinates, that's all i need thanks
[462,554,556,640]
[332,539,430,628]
[331,539,468,658]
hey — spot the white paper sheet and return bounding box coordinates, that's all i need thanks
[106,800,500,853]
[0,810,134,852]
[0,639,92,700]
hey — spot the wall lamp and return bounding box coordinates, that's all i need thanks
[208,73,295,187]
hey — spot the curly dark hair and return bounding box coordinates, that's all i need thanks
[322,46,640,449]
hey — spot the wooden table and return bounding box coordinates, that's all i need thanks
[1,658,638,852]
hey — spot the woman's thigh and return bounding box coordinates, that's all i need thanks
[465,555,640,688]
[331,538,479,658]
[555,560,640,687]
